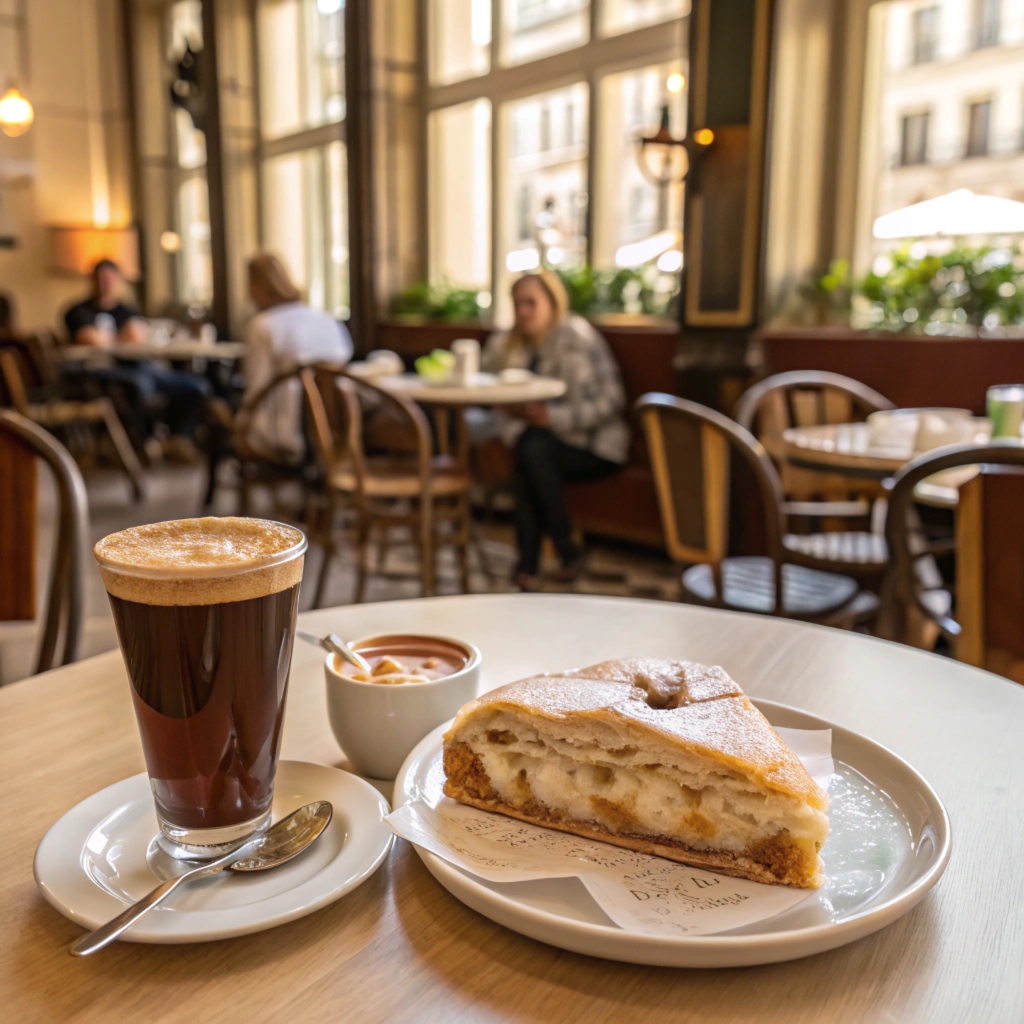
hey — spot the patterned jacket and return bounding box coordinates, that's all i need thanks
[482,314,629,464]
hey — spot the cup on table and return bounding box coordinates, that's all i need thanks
[913,408,975,451]
[325,634,481,779]
[866,410,919,451]
[987,385,1024,439]
[93,517,307,859]
[451,338,481,384]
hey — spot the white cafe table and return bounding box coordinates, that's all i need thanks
[3,594,1022,1021]
[375,371,567,406]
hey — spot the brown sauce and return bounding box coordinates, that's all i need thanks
[343,635,468,684]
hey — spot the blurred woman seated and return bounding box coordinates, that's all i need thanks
[481,270,628,590]
[241,253,353,462]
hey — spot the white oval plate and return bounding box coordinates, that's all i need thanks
[394,701,950,967]
[34,760,393,944]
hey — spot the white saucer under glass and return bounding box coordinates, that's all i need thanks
[34,760,393,943]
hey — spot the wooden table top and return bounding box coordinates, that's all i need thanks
[59,341,248,362]
[377,372,567,406]
[3,594,1022,1022]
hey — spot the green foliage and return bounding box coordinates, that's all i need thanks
[553,264,680,318]
[389,280,484,322]
[809,246,1024,333]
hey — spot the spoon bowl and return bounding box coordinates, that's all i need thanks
[230,801,333,872]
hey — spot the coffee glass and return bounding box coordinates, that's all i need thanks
[94,516,306,858]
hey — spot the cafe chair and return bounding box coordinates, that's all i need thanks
[884,442,1024,665]
[222,364,328,515]
[0,337,145,501]
[0,409,89,674]
[734,370,896,583]
[638,393,877,625]
[301,367,472,607]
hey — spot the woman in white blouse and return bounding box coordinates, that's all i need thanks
[242,253,353,462]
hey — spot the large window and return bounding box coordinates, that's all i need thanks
[256,0,348,317]
[425,0,687,322]
[856,0,1024,270]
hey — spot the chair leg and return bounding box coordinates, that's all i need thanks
[457,496,471,594]
[419,503,435,597]
[376,524,390,574]
[354,513,371,604]
[99,401,145,501]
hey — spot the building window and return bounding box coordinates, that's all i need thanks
[256,0,348,317]
[911,6,940,65]
[974,0,1000,48]
[501,0,591,66]
[425,0,686,321]
[966,100,991,158]
[900,112,930,165]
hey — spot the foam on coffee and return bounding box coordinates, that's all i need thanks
[94,517,306,606]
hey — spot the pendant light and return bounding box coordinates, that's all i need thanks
[0,2,33,138]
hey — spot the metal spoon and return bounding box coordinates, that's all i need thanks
[297,630,373,675]
[70,801,333,957]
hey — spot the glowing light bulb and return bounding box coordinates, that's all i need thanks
[666,73,685,94]
[693,128,714,146]
[0,86,34,138]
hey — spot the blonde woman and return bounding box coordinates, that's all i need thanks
[483,270,628,590]
[243,253,353,462]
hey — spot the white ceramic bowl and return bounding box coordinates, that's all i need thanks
[324,634,481,780]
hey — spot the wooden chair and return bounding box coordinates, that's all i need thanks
[734,370,896,581]
[0,337,145,500]
[885,442,1024,662]
[301,367,472,607]
[637,392,877,624]
[222,364,328,514]
[0,409,89,674]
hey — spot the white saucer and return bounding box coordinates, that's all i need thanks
[394,701,950,968]
[34,760,393,944]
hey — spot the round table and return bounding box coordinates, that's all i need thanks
[782,422,982,507]
[4,594,1022,1021]
[375,372,566,406]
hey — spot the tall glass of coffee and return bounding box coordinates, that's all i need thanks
[94,517,306,858]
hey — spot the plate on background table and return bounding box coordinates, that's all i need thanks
[394,701,950,968]
[34,760,393,944]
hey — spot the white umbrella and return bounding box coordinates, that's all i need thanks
[872,189,1024,239]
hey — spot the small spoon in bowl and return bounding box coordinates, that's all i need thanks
[297,630,373,675]
[70,801,333,956]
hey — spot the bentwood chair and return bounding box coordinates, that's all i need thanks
[301,367,472,607]
[217,364,331,514]
[0,409,89,674]
[883,442,1024,661]
[734,370,897,582]
[638,393,876,625]
[0,338,145,500]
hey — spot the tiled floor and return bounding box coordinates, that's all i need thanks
[1,464,680,685]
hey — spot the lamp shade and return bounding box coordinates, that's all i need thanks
[48,226,140,280]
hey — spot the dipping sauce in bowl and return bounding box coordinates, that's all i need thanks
[325,633,482,778]
[339,635,469,685]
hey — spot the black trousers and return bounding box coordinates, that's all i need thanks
[512,426,619,575]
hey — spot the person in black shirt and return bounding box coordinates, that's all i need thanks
[63,260,210,442]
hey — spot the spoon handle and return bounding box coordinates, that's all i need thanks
[69,851,236,956]
[325,633,373,674]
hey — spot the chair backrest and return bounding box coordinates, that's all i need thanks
[636,393,786,576]
[886,441,1024,644]
[734,370,895,436]
[0,348,31,414]
[0,409,89,674]
[301,368,434,497]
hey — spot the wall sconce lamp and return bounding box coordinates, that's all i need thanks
[48,226,141,280]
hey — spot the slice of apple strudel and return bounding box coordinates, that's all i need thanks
[442,658,829,888]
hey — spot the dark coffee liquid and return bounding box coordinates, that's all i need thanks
[108,584,300,830]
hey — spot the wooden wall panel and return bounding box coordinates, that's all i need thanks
[0,431,37,621]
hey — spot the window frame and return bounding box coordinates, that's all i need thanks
[254,0,349,317]
[420,1,687,315]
